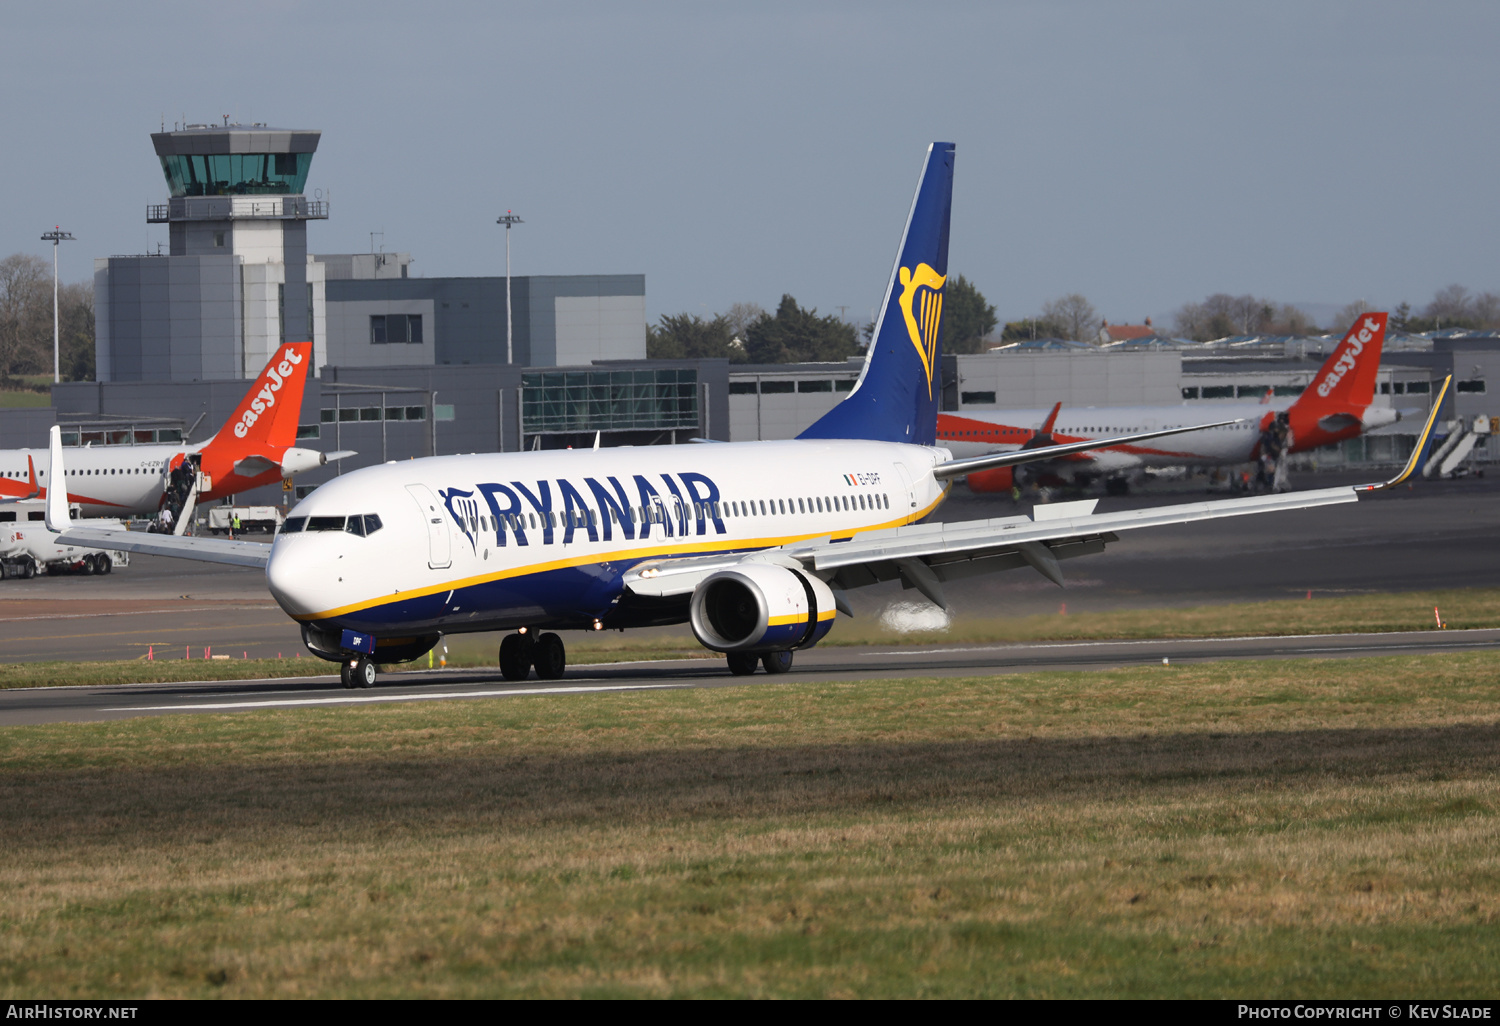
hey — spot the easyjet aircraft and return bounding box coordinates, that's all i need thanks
[942,313,1400,493]
[49,143,1450,689]
[0,342,348,517]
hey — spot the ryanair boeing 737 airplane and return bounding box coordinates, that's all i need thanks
[46,143,1450,689]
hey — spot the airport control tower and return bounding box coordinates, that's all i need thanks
[95,123,328,382]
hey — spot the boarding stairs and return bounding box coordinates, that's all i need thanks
[1423,418,1485,479]
[172,473,200,536]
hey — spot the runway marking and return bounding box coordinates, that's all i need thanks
[108,682,688,712]
[0,605,276,623]
[875,628,1500,656]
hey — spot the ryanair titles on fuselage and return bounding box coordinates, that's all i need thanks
[439,471,728,552]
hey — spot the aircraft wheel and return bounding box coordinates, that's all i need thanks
[355,657,377,689]
[98,554,112,574]
[339,662,357,689]
[726,652,759,676]
[533,632,566,680]
[761,650,794,675]
[499,632,533,681]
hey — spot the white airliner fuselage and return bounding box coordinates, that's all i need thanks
[940,402,1400,472]
[268,439,950,635]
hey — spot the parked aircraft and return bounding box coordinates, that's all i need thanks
[0,342,349,519]
[946,313,1399,493]
[49,143,1451,690]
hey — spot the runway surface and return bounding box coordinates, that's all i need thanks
[4,627,1497,726]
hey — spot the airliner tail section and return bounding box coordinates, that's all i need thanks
[203,342,313,460]
[1296,313,1387,413]
[799,143,954,446]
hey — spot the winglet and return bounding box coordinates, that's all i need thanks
[44,426,71,533]
[1359,376,1451,492]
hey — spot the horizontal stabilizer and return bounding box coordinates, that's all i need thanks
[233,455,280,477]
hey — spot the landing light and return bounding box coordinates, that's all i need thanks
[592,619,603,631]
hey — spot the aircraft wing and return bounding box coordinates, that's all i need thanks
[794,488,1356,605]
[624,379,1450,607]
[54,527,270,569]
[622,486,1359,605]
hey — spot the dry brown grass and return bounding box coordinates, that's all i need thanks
[1,651,1498,997]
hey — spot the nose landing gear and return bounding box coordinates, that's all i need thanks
[340,656,376,689]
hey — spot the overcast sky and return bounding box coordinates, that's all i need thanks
[4,1,1497,329]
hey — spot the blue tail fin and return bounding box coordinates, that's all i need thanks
[799,142,954,445]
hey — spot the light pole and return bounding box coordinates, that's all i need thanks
[496,211,523,364]
[40,227,75,383]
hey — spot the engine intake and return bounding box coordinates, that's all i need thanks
[689,563,836,653]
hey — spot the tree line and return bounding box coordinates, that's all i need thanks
[997,283,1500,346]
[647,275,1000,363]
[0,253,94,384]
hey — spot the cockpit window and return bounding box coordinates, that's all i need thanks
[289,514,382,536]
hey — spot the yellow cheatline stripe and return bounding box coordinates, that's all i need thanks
[1366,375,1452,491]
[766,608,837,627]
[291,489,951,622]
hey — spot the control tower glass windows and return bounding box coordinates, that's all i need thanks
[159,152,313,196]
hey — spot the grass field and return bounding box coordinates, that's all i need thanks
[0,389,51,408]
[0,650,1497,997]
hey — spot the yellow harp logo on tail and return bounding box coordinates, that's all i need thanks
[898,263,947,397]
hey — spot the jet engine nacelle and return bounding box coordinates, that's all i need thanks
[689,563,836,653]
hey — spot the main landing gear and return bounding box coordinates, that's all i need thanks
[340,656,376,689]
[499,630,566,682]
[726,650,794,676]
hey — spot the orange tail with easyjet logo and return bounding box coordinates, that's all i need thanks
[1285,313,1387,450]
[1295,313,1387,412]
[202,342,313,458]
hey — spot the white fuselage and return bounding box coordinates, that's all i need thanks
[266,439,951,635]
[942,402,1275,472]
[2,444,184,517]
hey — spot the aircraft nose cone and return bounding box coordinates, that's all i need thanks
[266,540,334,618]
